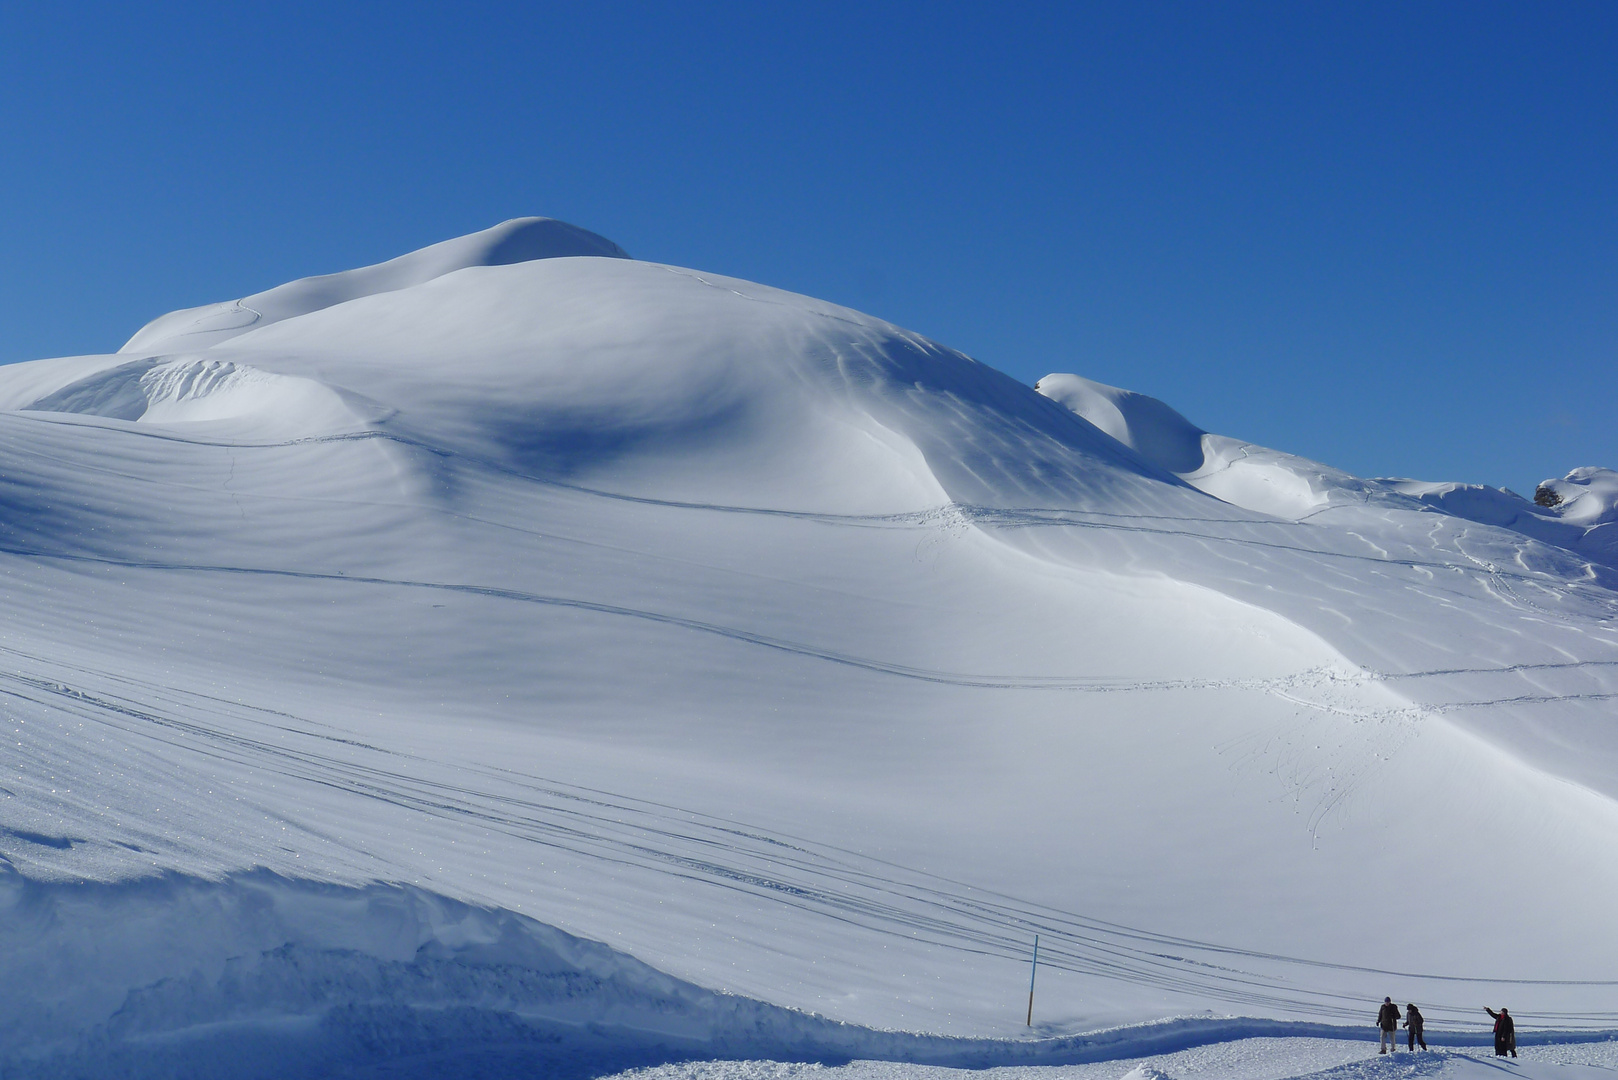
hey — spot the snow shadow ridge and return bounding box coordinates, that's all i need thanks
[0,871,1610,1079]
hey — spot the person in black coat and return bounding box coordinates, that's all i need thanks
[1485,1007,1517,1057]
[1377,997,1401,1053]
[1404,1004,1427,1051]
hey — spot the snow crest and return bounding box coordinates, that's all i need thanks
[1033,373,1355,517]
[121,216,629,354]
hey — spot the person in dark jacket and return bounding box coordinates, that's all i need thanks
[1404,1004,1427,1051]
[1485,1007,1517,1057]
[1377,997,1401,1053]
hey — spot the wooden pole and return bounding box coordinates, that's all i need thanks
[1026,934,1039,1027]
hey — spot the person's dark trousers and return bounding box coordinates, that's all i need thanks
[1409,1026,1426,1051]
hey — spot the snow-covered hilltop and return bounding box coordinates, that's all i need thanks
[2,220,1616,1076]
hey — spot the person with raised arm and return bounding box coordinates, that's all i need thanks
[1485,1007,1517,1057]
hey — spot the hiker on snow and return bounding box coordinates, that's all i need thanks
[1485,1007,1517,1057]
[1404,1003,1426,1051]
[1377,997,1401,1053]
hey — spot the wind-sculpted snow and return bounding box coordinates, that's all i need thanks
[1535,467,1618,529]
[1035,373,1618,570]
[1033,373,1355,517]
[2,221,1618,1077]
[5,872,1612,1078]
[16,355,369,440]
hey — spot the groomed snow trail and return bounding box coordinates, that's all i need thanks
[1,219,1617,1075]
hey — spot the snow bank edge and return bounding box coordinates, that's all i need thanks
[0,870,1608,1078]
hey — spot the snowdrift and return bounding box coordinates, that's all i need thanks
[1,220,1617,1076]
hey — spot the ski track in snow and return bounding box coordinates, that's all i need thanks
[0,539,1390,696]
[3,638,1613,1030]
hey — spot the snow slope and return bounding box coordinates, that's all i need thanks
[1,222,1617,1075]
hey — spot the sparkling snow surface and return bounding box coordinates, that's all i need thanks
[1,220,1616,1073]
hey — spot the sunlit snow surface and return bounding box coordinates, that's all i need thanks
[2,219,1617,1075]
[614,1043,1618,1080]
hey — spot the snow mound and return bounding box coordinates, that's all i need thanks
[1535,468,1618,527]
[1185,436,1358,518]
[1031,373,1204,475]
[1034,373,1358,517]
[20,355,367,437]
[121,216,629,354]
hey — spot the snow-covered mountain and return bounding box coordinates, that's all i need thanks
[2,219,1616,1076]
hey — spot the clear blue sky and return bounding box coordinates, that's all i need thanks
[3,2,1613,495]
